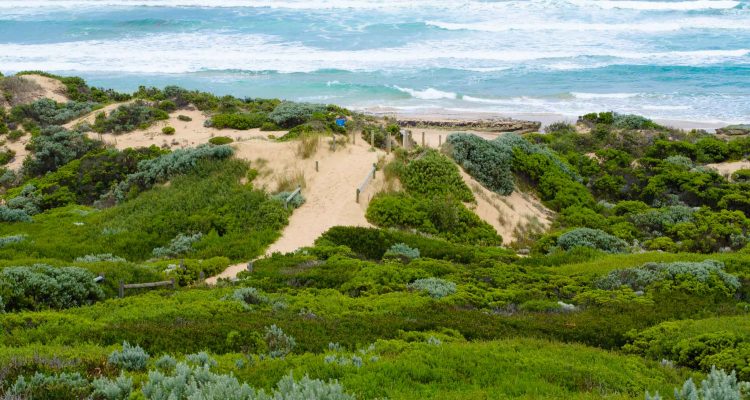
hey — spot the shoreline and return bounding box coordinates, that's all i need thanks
[360,106,730,132]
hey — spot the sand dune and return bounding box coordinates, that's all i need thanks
[459,169,552,245]
[707,159,750,179]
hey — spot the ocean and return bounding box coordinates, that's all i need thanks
[1,0,749,124]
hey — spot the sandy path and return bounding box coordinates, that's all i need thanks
[207,136,386,283]
[459,169,552,245]
[16,74,69,104]
[707,159,750,179]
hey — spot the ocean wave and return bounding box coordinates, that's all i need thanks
[393,86,457,100]
[426,17,750,33]
[572,0,741,10]
[2,0,743,12]
[1,32,747,74]
[571,92,641,99]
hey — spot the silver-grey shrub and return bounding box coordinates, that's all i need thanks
[9,372,89,398]
[108,341,149,371]
[114,144,234,202]
[74,253,127,263]
[152,233,204,258]
[268,101,326,128]
[557,227,628,253]
[0,234,25,247]
[265,324,296,358]
[383,243,420,261]
[447,133,515,195]
[0,264,104,310]
[142,363,353,400]
[407,277,456,299]
[231,287,269,306]
[0,205,31,222]
[596,260,740,293]
[92,373,133,400]
[646,366,749,400]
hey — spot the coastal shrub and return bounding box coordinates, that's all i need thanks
[157,100,177,112]
[8,372,90,399]
[595,260,740,294]
[366,192,501,246]
[0,205,32,222]
[0,264,104,311]
[152,233,204,258]
[211,112,268,130]
[8,129,24,141]
[646,367,749,400]
[557,228,628,253]
[108,341,149,371]
[92,101,169,134]
[0,147,15,165]
[383,243,420,261]
[231,287,269,306]
[209,136,234,145]
[401,150,474,202]
[268,101,326,128]
[696,136,730,163]
[731,169,750,183]
[612,113,659,130]
[10,98,96,127]
[447,132,515,195]
[407,277,456,298]
[74,253,127,263]
[0,234,26,247]
[113,144,233,201]
[265,324,296,358]
[92,373,133,400]
[23,126,101,176]
[272,190,305,209]
[260,121,282,131]
[177,114,192,122]
[162,126,175,135]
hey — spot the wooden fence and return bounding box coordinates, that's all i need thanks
[284,186,303,209]
[356,163,377,203]
[119,279,176,298]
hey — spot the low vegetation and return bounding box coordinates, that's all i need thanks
[0,72,748,399]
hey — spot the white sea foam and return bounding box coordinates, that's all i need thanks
[573,0,740,10]
[426,18,750,33]
[1,32,747,74]
[571,92,641,99]
[393,86,457,100]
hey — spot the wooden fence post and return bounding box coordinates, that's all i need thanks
[422,132,425,147]
[119,281,124,298]
[171,278,176,289]
[372,163,376,179]
[199,271,205,281]
[315,160,319,172]
[386,133,391,153]
[356,188,360,203]
[370,132,374,149]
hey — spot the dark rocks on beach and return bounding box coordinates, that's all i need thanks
[716,124,750,136]
[398,118,541,133]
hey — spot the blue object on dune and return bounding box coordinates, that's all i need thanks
[336,118,347,127]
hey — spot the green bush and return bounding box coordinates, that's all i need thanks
[23,126,102,177]
[10,98,97,127]
[93,101,169,134]
[268,102,326,128]
[383,243,420,261]
[401,150,473,202]
[595,260,740,295]
[177,114,192,122]
[447,133,515,195]
[162,126,175,135]
[209,136,234,145]
[152,233,204,258]
[211,112,268,130]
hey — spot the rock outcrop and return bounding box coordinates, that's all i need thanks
[716,124,750,136]
[398,118,541,133]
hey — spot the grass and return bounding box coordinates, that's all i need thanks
[275,168,306,192]
[295,133,320,159]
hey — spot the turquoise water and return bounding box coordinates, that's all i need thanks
[1,0,749,123]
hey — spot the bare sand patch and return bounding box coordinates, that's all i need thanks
[707,159,750,179]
